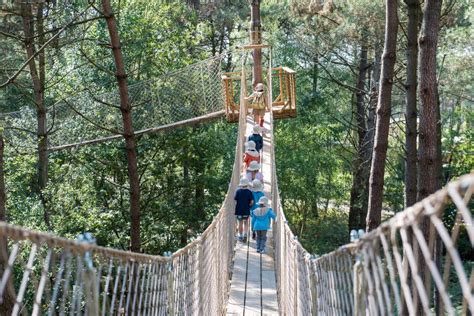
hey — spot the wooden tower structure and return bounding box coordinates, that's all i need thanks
[223,1,297,123]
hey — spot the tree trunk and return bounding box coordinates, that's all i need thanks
[312,36,319,95]
[0,135,5,222]
[21,3,52,230]
[366,0,398,231]
[404,0,419,208]
[250,0,263,87]
[0,133,15,315]
[402,1,420,313]
[417,0,442,312]
[194,162,205,223]
[360,47,381,229]
[102,0,141,252]
[348,43,368,233]
[418,0,442,201]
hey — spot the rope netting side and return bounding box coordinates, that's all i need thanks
[267,67,473,314]
[0,223,170,315]
[0,54,227,154]
[271,130,474,316]
[0,62,247,314]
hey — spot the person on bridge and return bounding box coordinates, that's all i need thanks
[250,179,265,240]
[234,177,254,241]
[251,196,276,253]
[248,125,263,152]
[246,83,269,127]
[246,161,263,183]
[243,140,260,169]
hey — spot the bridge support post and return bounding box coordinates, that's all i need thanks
[250,0,263,88]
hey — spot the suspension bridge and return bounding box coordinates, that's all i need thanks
[0,48,473,315]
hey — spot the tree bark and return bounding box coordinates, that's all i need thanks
[366,0,398,231]
[360,47,381,229]
[417,0,442,312]
[404,0,419,208]
[0,133,15,314]
[0,135,5,223]
[403,1,420,313]
[102,0,141,252]
[21,2,52,230]
[250,0,263,87]
[418,0,442,201]
[348,43,368,233]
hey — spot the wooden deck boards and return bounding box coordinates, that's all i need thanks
[226,114,279,315]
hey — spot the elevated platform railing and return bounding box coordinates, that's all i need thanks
[223,66,296,123]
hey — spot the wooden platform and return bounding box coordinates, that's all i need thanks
[226,114,279,315]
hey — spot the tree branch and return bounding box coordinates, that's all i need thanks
[0,3,93,88]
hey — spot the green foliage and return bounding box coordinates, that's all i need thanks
[0,0,472,258]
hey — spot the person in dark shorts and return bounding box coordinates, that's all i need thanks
[234,177,254,241]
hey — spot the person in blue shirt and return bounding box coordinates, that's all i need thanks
[248,125,263,152]
[251,196,276,253]
[250,179,265,240]
[234,177,254,241]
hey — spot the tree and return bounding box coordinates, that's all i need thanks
[404,0,419,208]
[0,133,5,222]
[348,43,368,232]
[366,0,399,231]
[417,0,443,312]
[101,0,141,252]
[0,131,14,315]
[417,0,442,201]
[250,0,263,86]
[20,2,51,230]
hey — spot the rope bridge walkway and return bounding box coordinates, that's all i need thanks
[0,56,473,315]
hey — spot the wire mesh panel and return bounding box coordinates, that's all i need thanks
[0,54,227,154]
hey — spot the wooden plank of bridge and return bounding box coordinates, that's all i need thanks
[226,114,279,315]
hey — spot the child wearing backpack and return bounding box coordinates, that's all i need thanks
[246,83,269,126]
[248,125,263,152]
[251,196,276,253]
[234,177,254,241]
[243,141,260,169]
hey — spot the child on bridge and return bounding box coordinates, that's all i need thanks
[246,83,269,126]
[234,177,254,241]
[251,196,276,253]
[246,161,263,183]
[243,140,260,169]
[250,179,265,240]
[248,125,263,152]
